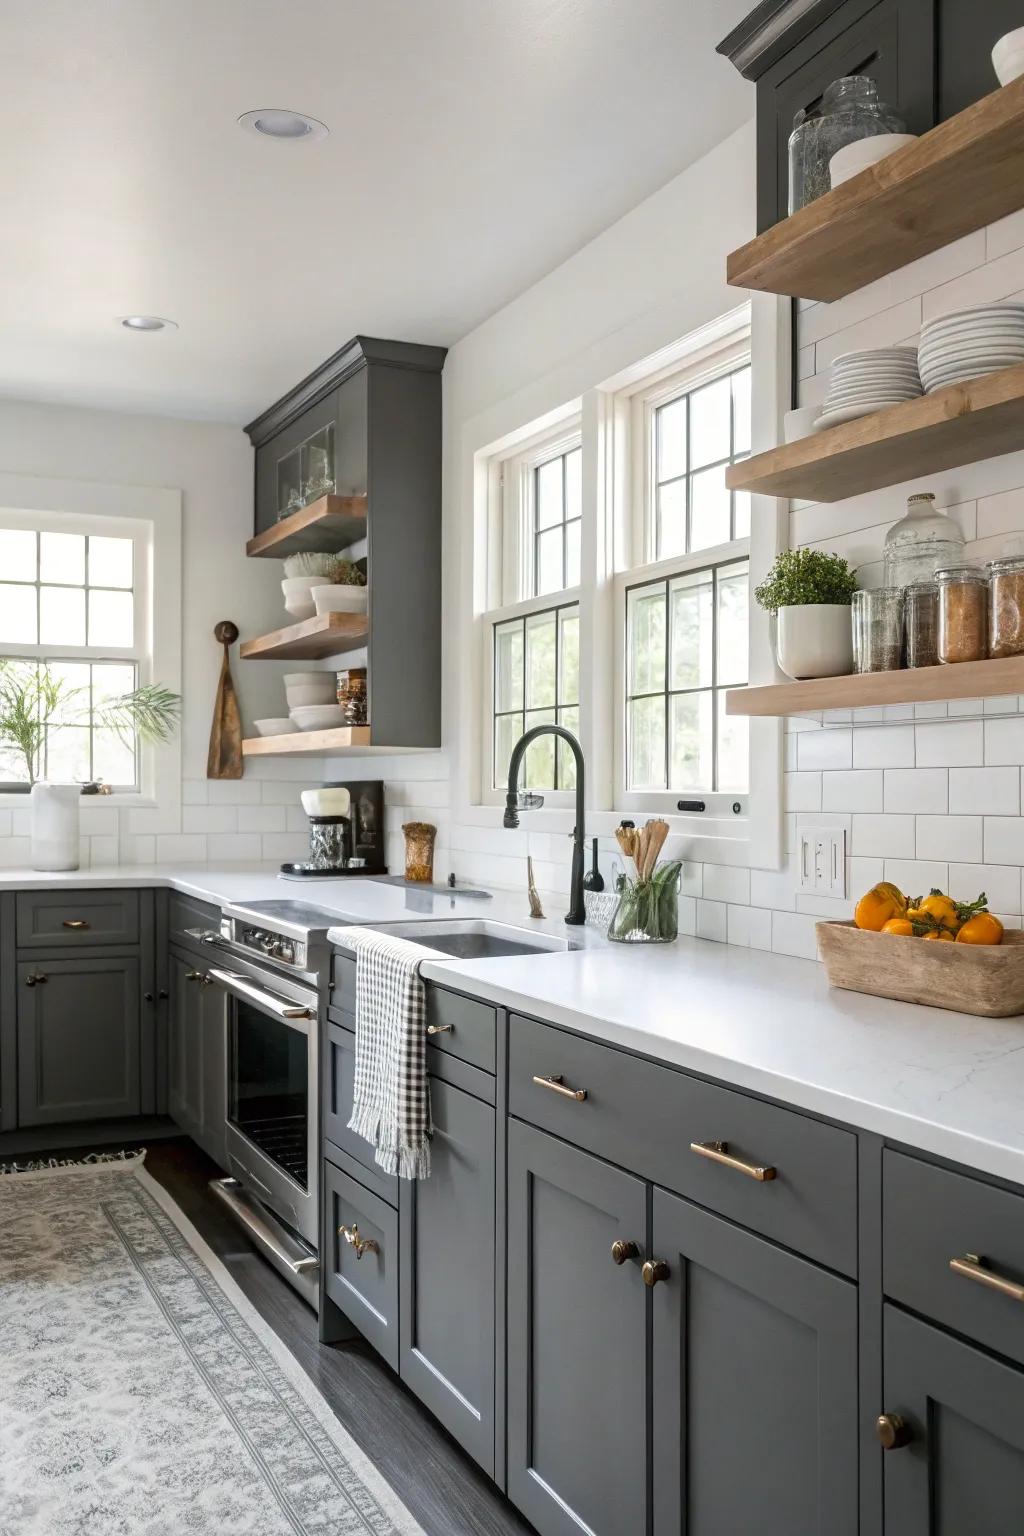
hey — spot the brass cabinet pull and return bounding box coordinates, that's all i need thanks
[642,1258,670,1289]
[950,1253,1024,1303]
[24,972,48,987]
[533,1073,587,1103]
[876,1414,912,1451]
[338,1223,379,1261]
[62,919,90,930]
[690,1139,776,1182]
[426,1023,453,1035]
[611,1239,639,1266]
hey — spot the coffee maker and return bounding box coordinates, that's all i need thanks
[280,779,387,878]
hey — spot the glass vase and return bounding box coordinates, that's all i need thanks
[607,862,682,944]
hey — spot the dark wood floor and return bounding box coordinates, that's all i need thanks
[43,1136,536,1536]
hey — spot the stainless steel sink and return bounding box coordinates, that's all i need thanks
[365,918,574,960]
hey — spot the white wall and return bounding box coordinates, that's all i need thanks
[0,400,319,866]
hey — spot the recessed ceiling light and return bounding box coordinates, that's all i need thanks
[238,108,328,142]
[119,315,178,332]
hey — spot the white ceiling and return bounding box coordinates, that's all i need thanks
[0,0,753,424]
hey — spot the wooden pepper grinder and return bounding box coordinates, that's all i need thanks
[207,620,243,779]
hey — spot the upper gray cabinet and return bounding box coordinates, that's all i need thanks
[243,336,447,751]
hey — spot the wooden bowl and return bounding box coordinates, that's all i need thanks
[816,920,1024,1017]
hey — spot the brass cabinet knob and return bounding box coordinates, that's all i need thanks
[24,973,47,987]
[876,1413,911,1451]
[338,1222,380,1261]
[611,1239,639,1266]
[642,1258,670,1288]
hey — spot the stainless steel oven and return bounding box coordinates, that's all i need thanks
[206,953,320,1304]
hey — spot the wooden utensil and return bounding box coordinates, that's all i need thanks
[207,620,243,780]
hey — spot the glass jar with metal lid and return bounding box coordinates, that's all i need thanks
[989,556,1024,659]
[883,491,965,590]
[936,567,989,664]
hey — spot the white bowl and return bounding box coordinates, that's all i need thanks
[289,704,346,731]
[282,670,337,705]
[829,134,917,188]
[281,575,333,620]
[994,29,1024,85]
[312,584,369,615]
[253,718,298,737]
[783,405,821,443]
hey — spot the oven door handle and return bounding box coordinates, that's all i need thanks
[205,967,315,1032]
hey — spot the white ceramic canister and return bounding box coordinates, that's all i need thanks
[775,604,854,680]
[31,782,81,871]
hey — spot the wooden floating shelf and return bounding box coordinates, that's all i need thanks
[727,655,1024,719]
[727,363,1024,503]
[238,612,368,661]
[727,77,1024,301]
[242,727,432,757]
[246,494,368,559]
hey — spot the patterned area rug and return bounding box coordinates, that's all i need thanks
[0,1157,424,1535]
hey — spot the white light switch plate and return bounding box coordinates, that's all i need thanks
[797,826,847,898]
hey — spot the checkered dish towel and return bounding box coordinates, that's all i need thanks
[345,929,440,1180]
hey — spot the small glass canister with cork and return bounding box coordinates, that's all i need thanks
[402,821,437,883]
[852,588,904,672]
[936,567,989,664]
[904,581,940,668]
[988,556,1024,658]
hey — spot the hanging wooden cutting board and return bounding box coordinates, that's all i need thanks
[207,620,243,779]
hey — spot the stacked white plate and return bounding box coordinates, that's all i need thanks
[816,346,922,429]
[918,303,1024,393]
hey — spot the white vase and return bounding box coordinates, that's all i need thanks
[776,604,853,680]
[31,782,81,871]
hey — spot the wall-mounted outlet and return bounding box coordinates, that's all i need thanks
[797,826,846,898]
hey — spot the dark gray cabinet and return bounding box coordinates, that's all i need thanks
[399,1078,497,1475]
[506,1118,648,1536]
[881,1304,1024,1532]
[167,946,227,1167]
[323,1155,400,1369]
[16,955,141,1124]
[650,1186,859,1535]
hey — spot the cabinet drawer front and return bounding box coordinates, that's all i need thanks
[323,1019,398,1203]
[884,1150,1024,1367]
[509,1013,857,1275]
[426,987,496,1075]
[330,953,357,1008]
[17,889,140,948]
[323,1158,399,1369]
[168,891,220,950]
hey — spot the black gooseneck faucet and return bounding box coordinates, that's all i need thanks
[503,724,586,926]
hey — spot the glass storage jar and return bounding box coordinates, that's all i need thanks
[988,556,1024,658]
[788,75,905,213]
[402,821,436,883]
[852,588,904,672]
[882,492,965,589]
[607,863,682,944]
[936,567,989,664]
[904,581,939,668]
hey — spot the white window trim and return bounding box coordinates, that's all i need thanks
[0,473,182,815]
[456,294,787,871]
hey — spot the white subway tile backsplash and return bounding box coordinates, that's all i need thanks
[883,859,949,896]
[206,779,262,805]
[984,717,1024,765]
[852,726,915,769]
[884,769,947,814]
[915,815,983,863]
[703,865,750,905]
[948,766,1020,815]
[237,805,285,832]
[182,805,238,834]
[155,834,207,863]
[696,899,728,943]
[988,207,1024,261]
[916,720,984,767]
[797,730,853,771]
[771,911,819,960]
[207,833,264,861]
[750,860,798,912]
[852,814,916,858]
[921,243,1024,321]
[815,296,922,370]
[182,780,208,805]
[949,863,1021,914]
[983,818,1024,866]
[727,904,772,950]
[821,770,883,812]
[847,856,884,893]
[785,772,822,811]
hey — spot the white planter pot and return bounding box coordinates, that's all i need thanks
[312,584,368,616]
[31,782,80,871]
[776,604,853,680]
[281,575,333,620]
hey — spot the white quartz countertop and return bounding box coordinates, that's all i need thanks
[5,863,1024,1185]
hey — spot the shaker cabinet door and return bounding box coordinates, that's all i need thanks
[168,948,204,1143]
[399,1079,497,1474]
[16,956,141,1125]
[882,1304,1024,1534]
[651,1186,859,1536]
[506,1119,648,1536]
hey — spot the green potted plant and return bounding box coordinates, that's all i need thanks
[312,557,368,616]
[754,549,858,679]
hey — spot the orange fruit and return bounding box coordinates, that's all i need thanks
[955,913,1004,946]
[922,930,954,942]
[854,882,907,932]
[881,918,915,936]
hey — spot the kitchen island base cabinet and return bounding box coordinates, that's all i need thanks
[882,1305,1024,1532]
[506,1119,648,1536]
[167,948,228,1168]
[16,956,142,1125]
[399,1078,496,1476]
[650,1187,859,1535]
